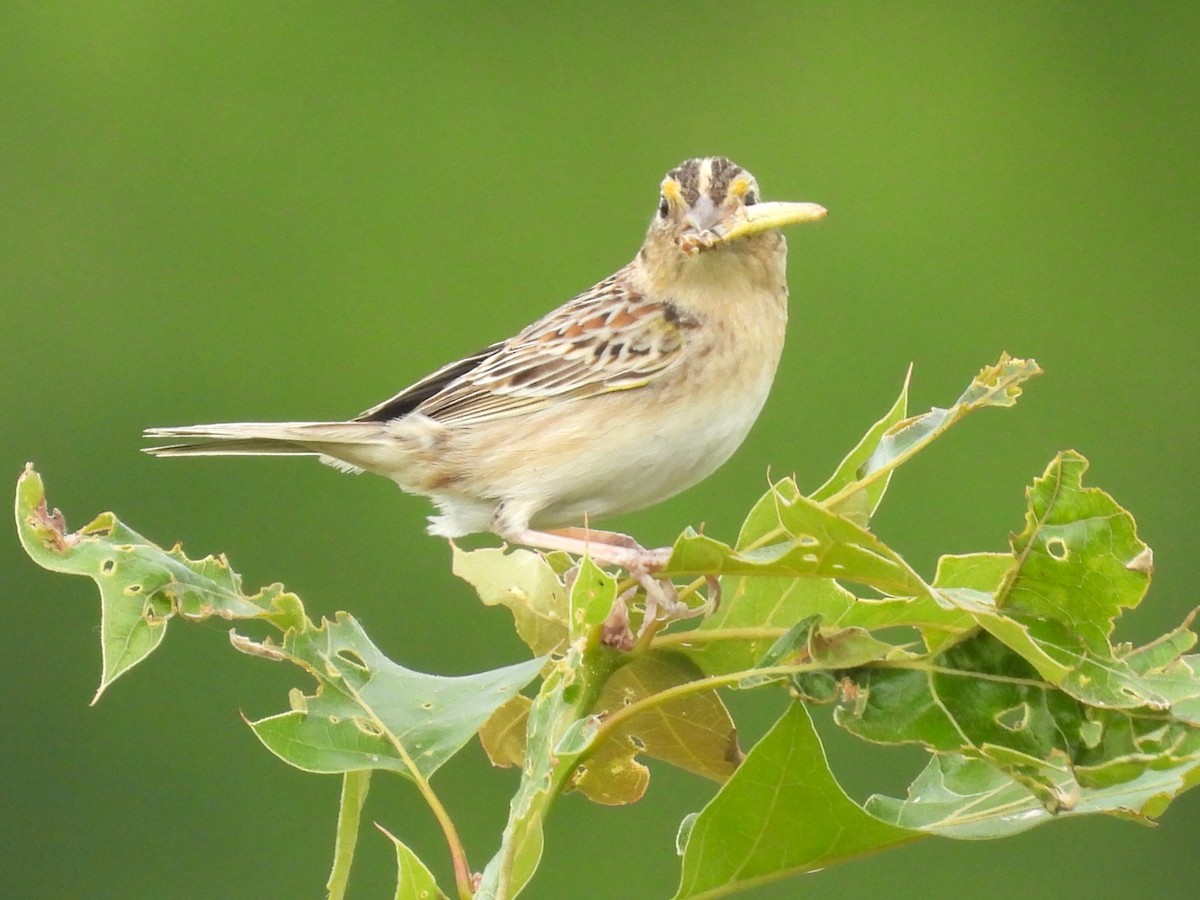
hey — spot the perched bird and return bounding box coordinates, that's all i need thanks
[145,157,826,575]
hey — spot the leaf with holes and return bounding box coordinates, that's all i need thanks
[868,741,1200,838]
[453,545,569,655]
[999,451,1152,649]
[247,613,546,779]
[936,456,1200,711]
[480,653,738,805]
[15,464,305,701]
[835,625,1200,812]
[833,354,1041,511]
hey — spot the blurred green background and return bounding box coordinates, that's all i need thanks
[4,3,1197,898]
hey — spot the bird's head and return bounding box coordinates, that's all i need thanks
[646,157,825,259]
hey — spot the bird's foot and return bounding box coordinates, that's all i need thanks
[505,525,715,645]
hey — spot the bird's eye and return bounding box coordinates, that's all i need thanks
[744,190,759,206]
[658,195,670,218]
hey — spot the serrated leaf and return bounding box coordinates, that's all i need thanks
[248,614,545,779]
[15,464,304,700]
[376,824,449,900]
[452,546,569,655]
[675,702,916,898]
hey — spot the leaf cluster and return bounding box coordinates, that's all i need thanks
[16,355,1200,899]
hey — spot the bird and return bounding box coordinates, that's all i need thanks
[145,156,826,578]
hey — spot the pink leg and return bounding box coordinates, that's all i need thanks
[506,526,672,573]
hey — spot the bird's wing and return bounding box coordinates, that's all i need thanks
[360,272,697,427]
[356,340,508,422]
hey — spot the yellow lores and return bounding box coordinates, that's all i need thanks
[146,157,826,576]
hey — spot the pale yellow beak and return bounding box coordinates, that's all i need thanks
[681,200,827,255]
[714,200,828,243]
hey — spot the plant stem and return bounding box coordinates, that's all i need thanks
[652,625,788,648]
[338,679,475,899]
[326,769,370,900]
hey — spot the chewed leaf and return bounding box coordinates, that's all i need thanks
[811,365,910,525]
[818,354,1042,513]
[479,695,533,770]
[999,451,1151,650]
[248,614,546,780]
[15,464,304,700]
[569,555,618,632]
[453,546,569,655]
[835,627,1200,811]
[869,746,1200,838]
[481,654,739,806]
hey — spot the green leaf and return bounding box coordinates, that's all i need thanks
[685,574,969,676]
[933,551,1074,676]
[810,363,910,525]
[666,483,934,598]
[247,614,545,780]
[15,464,303,700]
[377,824,449,900]
[452,545,569,655]
[569,554,618,632]
[477,646,601,900]
[675,702,917,898]
[1000,451,1152,651]
[869,745,1200,838]
[835,627,1200,812]
[814,353,1041,514]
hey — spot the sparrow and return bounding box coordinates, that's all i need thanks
[145,156,826,578]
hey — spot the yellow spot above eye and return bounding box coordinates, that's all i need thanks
[728,177,752,199]
[660,179,683,204]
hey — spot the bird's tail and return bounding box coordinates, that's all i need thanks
[143,421,395,475]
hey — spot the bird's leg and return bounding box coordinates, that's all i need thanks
[504,525,672,572]
[499,524,695,633]
[535,527,687,624]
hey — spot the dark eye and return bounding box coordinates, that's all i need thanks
[658,195,670,218]
[744,190,759,206]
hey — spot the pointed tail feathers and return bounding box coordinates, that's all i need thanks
[143,421,389,460]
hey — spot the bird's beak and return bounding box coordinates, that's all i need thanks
[713,201,828,243]
[680,200,827,254]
